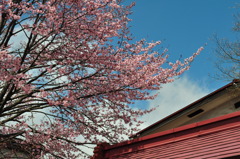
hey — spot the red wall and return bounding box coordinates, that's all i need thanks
[111,126,240,159]
[93,112,240,159]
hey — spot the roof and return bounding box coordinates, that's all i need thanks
[92,110,240,159]
[131,79,240,138]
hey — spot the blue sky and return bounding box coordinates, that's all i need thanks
[128,0,239,88]
[125,0,240,126]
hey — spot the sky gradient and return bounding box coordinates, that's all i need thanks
[128,0,239,87]
[126,0,240,127]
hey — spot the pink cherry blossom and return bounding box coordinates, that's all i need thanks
[0,0,202,158]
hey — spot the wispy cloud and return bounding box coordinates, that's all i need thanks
[140,76,210,129]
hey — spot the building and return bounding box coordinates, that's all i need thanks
[92,79,240,159]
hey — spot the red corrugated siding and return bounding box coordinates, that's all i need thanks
[113,126,240,159]
[101,112,240,159]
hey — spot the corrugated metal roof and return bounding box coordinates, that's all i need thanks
[117,127,240,159]
[93,111,240,159]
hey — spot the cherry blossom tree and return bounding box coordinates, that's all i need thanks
[0,0,202,158]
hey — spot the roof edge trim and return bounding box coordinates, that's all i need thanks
[131,79,239,138]
[104,110,240,151]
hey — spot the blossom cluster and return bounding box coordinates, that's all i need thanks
[0,0,201,158]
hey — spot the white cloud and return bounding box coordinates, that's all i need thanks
[140,76,210,129]
[9,21,31,49]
